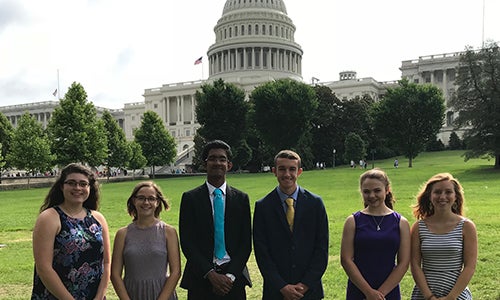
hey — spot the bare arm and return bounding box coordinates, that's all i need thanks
[340,215,385,300]
[92,211,111,300]
[378,216,411,296]
[110,227,131,300]
[443,219,477,299]
[158,225,181,300]
[410,221,435,300]
[33,209,75,300]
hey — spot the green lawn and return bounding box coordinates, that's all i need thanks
[0,151,499,299]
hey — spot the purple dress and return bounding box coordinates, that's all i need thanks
[346,211,401,300]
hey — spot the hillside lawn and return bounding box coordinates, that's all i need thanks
[0,150,499,299]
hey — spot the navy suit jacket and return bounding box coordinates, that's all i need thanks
[253,186,329,299]
[179,183,252,290]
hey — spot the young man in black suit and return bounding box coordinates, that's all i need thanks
[253,150,329,299]
[179,140,252,299]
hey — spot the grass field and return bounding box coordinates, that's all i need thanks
[0,150,499,299]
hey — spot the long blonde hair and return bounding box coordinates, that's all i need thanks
[412,173,465,219]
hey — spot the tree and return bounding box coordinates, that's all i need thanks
[344,132,366,166]
[0,112,14,182]
[452,42,500,168]
[0,143,5,172]
[47,82,108,167]
[195,79,251,168]
[6,113,54,188]
[128,141,147,179]
[311,85,341,167]
[134,110,176,178]
[251,79,318,168]
[102,110,132,179]
[448,132,463,150]
[373,79,445,167]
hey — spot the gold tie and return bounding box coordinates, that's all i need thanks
[285,197,295,231]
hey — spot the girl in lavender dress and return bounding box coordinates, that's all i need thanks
[341,168,411,300]
[111,181,180,300]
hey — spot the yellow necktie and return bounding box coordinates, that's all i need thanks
[285,197,295,231]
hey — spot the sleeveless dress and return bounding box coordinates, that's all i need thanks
[32,206,104,300]
[346,211,402,300]
[411,219,472,300]
[123,220,178,300]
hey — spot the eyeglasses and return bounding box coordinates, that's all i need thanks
[64,180,90,188]
[135,196,158,203]
[205,156,228,163]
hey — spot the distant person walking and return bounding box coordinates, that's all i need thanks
[393,159,399,168]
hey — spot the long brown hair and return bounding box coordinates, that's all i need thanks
[40,163,99,212]
[412,173,465,219]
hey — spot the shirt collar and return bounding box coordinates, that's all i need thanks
[206,181,227,196]
[276,186,299,202]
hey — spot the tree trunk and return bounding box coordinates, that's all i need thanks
[408,157,413,168]
[495,154,500,169]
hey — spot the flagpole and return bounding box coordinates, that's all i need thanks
[57,69,60,99]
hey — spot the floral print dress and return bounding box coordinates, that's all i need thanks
[32,206,104,300]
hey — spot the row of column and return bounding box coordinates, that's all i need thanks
[6,112,52,128]
[209,47,302,75]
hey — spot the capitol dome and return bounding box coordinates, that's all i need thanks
[207,0,303,82]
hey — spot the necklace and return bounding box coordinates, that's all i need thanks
[372,215,386,231]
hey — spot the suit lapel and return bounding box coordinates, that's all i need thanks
[199,185,215,235]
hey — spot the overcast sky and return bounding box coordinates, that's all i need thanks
[1,0,499,109]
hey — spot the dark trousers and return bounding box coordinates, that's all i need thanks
[187,263,247,300]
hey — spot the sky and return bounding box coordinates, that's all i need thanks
[1,0,499,109]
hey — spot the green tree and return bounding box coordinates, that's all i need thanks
[6,113,54,188]
[344,132,366,166]
[448,132,463,150]
[337,95,375,164]
[134,111,176,177]
[128,141,147,179]
[373,79,445,167]
[311,85,341,167]
[47,82,108,167]
[251,79,318,168]
[452,42,500,168]
[102,110,132,178]
[0,112,14,181]
[195,79,250,168]
[0,143,5,171]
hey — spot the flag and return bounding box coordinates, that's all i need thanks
[52,89,57,97]
[194,56,202,65]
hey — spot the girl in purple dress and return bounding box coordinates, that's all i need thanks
[341,168,411,300]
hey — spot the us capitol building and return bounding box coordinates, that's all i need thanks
[0,0,462,166]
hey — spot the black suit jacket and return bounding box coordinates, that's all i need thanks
[253,186,329,299]
[179,183,252,290]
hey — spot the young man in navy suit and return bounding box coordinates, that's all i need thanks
[179,140,252,299]
[253,150,329,299]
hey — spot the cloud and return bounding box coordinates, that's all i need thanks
[0,0,28,33]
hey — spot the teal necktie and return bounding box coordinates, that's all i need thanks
[214,188,226,259]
